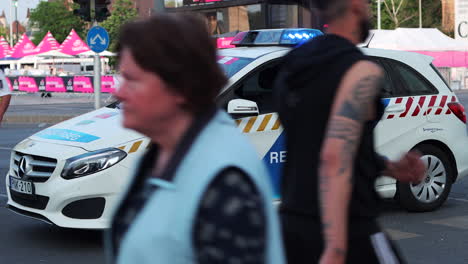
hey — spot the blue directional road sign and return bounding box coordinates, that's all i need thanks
[87,26,110,53]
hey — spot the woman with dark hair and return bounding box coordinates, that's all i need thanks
[105,13,285,264]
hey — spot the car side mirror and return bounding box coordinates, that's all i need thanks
[227,99,259,116]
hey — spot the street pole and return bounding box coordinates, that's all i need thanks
[377,0,381,30]
[94,50,102,109]
[15,0,18,43]
[9,0,13,47]
[91,0,101,110]
[419,0,422,28]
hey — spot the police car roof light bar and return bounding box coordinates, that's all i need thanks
[231,28,323,47]
[279,29,323,45]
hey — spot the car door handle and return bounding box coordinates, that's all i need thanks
[385,105,406,113]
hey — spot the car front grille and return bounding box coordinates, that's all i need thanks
[12,152,57,183]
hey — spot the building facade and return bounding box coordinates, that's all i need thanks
[47,0,153,18]
[0,11,8,29]
[158,0,320,37]
[135,0,155,17]
[107,0,154,18]
[442,0,455,33]
[455,0,468,39]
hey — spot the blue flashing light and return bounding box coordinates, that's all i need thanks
[230,28,323,47]
[280,29,323,46]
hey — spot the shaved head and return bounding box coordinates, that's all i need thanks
[317,0,349,22]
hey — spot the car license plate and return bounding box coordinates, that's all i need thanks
[9,176,34,195]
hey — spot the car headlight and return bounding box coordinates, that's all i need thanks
[61,148,127,179]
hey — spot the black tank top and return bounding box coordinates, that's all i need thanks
[274,35,384,226]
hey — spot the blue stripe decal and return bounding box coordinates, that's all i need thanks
[35,129,100,143]
[262,132,286,199]
[382,98,390,109]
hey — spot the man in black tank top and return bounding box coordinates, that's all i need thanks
[273,0,426,263]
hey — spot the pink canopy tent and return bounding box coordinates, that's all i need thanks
[8,33,37,58]
[0,45,9,59]
[0,36,10,59]
[59,29,90,55]
[408,51,468,68]
[365,28,468,67]
[34,31,60,54]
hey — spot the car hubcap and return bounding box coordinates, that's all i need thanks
[410,155,447,203]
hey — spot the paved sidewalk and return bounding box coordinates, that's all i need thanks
[3,92,115,124]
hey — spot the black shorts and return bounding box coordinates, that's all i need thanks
[281,214,406,264]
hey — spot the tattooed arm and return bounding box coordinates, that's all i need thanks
[319,61,383,264]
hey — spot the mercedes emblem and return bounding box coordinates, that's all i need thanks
[18,156,33,179]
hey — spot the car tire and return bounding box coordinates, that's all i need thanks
[397,144,454,212]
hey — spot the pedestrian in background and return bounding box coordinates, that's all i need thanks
[273,0,426,263]
[106,13,284,264]
[0,69,11,124]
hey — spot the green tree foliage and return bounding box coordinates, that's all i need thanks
[0,27,8,40]
[29,0,87,45]
[101,0,138,53]
[371,0,442,32]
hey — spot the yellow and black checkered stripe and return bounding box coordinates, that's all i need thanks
[235,113,282,133]
[117,140,149,154]
[115,114,282,151]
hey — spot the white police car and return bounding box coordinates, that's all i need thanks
[6,29,468,229]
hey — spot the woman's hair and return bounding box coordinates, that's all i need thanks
[117,13,227,114]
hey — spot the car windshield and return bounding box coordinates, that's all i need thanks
[217,56,254,78]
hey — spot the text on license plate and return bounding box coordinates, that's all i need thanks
[10,177,34,195]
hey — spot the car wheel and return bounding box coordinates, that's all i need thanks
[397,144,453,212]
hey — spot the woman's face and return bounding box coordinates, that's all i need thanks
[114,49,186,136]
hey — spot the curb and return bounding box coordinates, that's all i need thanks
[3,115,75,124]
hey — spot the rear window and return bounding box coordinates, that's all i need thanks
[431,64,452,92]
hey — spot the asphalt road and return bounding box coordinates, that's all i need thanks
[1,91,468,263]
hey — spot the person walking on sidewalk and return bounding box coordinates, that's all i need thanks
[106,13,284,264]
[274,0,426,263]
[0,69,11,123]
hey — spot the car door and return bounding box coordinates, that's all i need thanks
[375,57,439,159]
[217,60,284,198]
